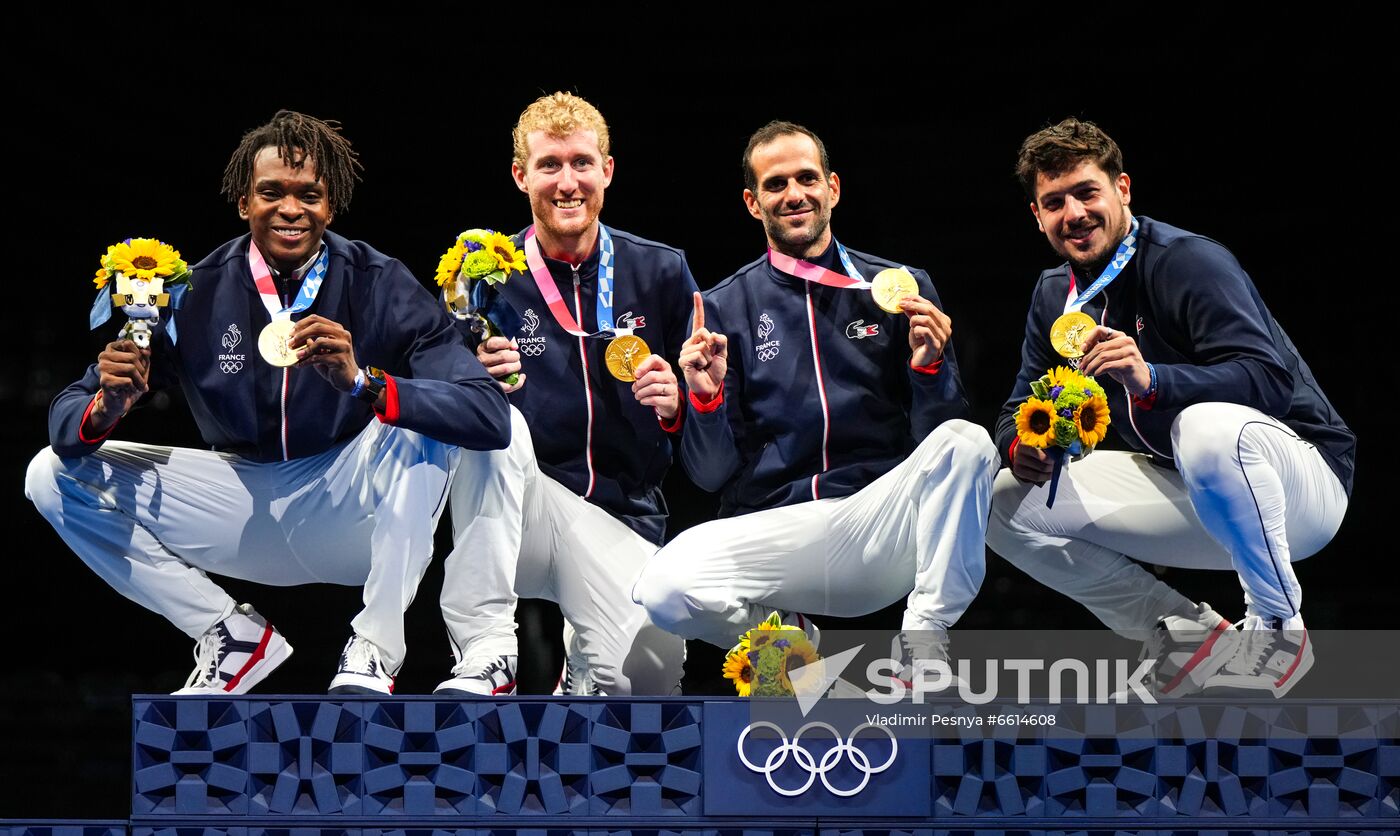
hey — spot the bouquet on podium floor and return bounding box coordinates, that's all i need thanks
[723,612,822,697]
[1014,366,1111,508]
[436,228,527,384]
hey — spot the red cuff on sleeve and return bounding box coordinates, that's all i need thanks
[1008,436,1020,462]
[374,373,401,424]
[1130,391,1157,411]
[909,357,944,376]
[658,405,684,434]
[689,382,725,414]
[77,392,118,445]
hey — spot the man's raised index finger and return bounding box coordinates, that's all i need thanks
[692,291,704,332]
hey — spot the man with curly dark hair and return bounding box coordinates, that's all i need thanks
[26,110,509,696]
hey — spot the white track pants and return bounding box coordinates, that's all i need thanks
[634,419,999,649]
[442,407,683,695]
[24,421,457,671]
[986,402,1348,638]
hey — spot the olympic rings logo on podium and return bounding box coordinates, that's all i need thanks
[736,721,898,797]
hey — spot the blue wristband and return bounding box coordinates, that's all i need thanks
[1145,362,1158,397]
[349,369,366,399]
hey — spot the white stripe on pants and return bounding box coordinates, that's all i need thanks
[24,420,456,671]
[633,419,999,648]
[442,406,684,695]
[986,402,1348,638]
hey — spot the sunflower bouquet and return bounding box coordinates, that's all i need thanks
[436,229,527,384]
[89,237,194,348]
[1014,366,1111,507]
[722,611,822,697]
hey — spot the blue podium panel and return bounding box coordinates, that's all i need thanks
[132,701,250,815]
[116,697,1400,831]
[700,702,931,817]
[0,824,126,836]
[588,703,703,816]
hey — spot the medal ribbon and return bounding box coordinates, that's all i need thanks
[248,240,330,320]
[767,240,870,287]
[1063,217,1139,314]
[523,225,631,338]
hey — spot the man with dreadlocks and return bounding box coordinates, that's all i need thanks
[26,110,510,695]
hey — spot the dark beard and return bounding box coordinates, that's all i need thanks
[765,211,830,259]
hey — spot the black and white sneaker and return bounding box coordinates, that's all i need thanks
[1130,602,1238,699]
[173,603,293,695]
[328,634,396,695]
[435,654,517,696]
[1204,614,1312,698]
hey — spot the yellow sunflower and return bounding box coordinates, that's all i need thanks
[109,238,181,281]
[1046,366,1086,392]
[1073,395,1111,448]
[93,265,111,289]
[1016,397,1058,448]
[780,637,822,688]
[484,231,526,274]
[722,650,755,697]
[434,237,467,287]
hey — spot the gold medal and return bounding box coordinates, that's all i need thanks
[605,334,650,382]
[258,318,298,367]
[1050,311,1097,359]
[871,267,918,314]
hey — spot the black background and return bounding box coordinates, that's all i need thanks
[2,13,1388,817]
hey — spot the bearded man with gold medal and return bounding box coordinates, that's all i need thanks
[987,118,1355,698]
[435,94,692,696]
[633,121,999,682]
[26,111,510,696]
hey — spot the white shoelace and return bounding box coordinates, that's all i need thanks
[342,637,379,673]
[183,631,224,689]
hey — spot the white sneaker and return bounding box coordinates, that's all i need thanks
[1204,614,1312,698]
[552,653,600,696]
[436,654,517,696]
[890,627,966,694]
[173,604,293,695]
[328,634,396,695]
[1130,602,1238,699]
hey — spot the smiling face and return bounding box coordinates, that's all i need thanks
[238,145,332,273]
[1030,160,1132,275]
[743,132,840,259]
[512,129,613,256]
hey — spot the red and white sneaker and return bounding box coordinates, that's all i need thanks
[1204,614,1313,698]
[1136,602,1238,698]
[173,604,293,695]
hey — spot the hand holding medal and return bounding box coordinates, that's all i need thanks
[897,292,951,367]
[1078,325,1151,395]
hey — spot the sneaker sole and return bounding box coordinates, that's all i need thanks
[434,681,518,696]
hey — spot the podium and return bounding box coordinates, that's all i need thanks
[3,695,1399,835]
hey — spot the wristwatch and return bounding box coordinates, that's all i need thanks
[350,366,387,404]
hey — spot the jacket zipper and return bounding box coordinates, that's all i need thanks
[280,286,290,461]
[573,266,596,498]
[805,283,830,499]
